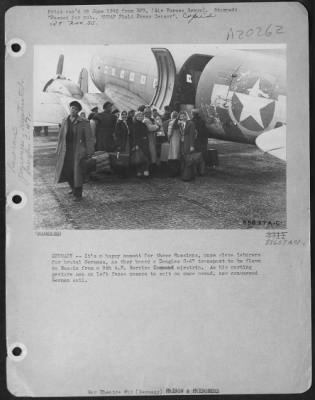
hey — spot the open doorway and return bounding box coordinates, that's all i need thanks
[174,54,213,110]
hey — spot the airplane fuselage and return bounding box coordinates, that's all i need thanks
[89,45,286,145]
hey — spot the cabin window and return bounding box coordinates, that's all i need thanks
[104,65,109,74]
[153,78,158,88]
[140,75,147,85]
[129,72,135,82]
[112,68,116,76]
[120,70,125,79]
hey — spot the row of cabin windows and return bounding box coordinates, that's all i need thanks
[104,65,158,88]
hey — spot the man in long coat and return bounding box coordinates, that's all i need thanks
[178,111,196,155]
[191,108,208,163]
[55,101,94,200]
[93,101,117,151]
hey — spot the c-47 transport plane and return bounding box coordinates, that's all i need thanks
[36,45,286,160]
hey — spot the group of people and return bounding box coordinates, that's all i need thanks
[55,100,208,200]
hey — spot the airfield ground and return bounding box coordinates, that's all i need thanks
[34,132,286,230]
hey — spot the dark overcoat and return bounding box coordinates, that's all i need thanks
[179,120,196,155]
[192,115,208,156]
[130,120,150,160]
[55,116,94,187]
[114,120,130,152]
[93,111,116,151]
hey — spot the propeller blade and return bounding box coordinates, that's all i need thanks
[78,68,88,93]
[56,54,64,76]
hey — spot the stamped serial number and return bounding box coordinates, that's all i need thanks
[227,24,284,40]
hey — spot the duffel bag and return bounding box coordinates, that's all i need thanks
[94,151,110,162]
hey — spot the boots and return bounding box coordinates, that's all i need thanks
[73,187,83,200]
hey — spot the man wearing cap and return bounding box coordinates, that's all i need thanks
[55,101,94,200]
[92,101,116,151]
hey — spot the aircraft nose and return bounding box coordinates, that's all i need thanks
[46,80,72,97]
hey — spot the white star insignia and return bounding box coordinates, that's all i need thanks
[247,79,269,98]
[234,92,274,129]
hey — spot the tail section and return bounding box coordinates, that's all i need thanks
[78,68,88,93]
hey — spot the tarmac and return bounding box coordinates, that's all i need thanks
[33,132,286,230]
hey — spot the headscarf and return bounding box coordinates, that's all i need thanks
[170,111,178,120]
[118,110,128,121]
[134,111,144,122]
[178,110,190,120]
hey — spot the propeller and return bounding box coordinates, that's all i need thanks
[56,54,64,76]
[42,54,84,99]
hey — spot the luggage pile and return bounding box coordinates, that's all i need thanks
[94,151,111,172]
[83,151,111,174]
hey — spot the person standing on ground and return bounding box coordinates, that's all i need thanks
[178,111,196,156]
[130,111,150,177]
[191,108,208,164]
[143,107,159,172]
[161,105,172,122]
[88,106,98,148]
[55,101,94,200]
[167,111,181,176]
[114,111,130,153]
[93,101,116,151]
[178,110,196,181]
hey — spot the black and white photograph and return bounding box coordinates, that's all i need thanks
[6,2,311,397]
[33,44,286,230]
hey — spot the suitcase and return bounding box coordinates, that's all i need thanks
[109,152,130,168]
[207,148,218,167]
[81,152,111,175]
[160,142,170,162]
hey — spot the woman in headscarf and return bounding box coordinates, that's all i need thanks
[143,107,159,172]
[130,111,150,177]
[114,110,130,153]
[111,110,131,178]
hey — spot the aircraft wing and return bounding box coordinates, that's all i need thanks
[104,83,147,111]
[255,125,286,161]
[33,92,68,127]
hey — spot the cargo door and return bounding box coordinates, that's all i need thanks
[150,48,176,110]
